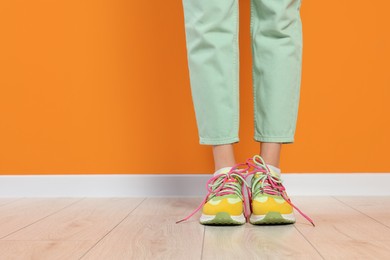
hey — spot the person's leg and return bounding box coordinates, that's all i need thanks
[248,0,304,225]
[181,0,240,146]
[179,0,246,225]
[212,144,236,172]
[251,0,303,145]
[259,142,281,168]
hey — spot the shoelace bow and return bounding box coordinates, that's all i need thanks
[176,155,315,227]
[176,162,250,224]
[245,155,315,227]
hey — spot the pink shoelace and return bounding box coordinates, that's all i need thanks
[176,155,315,227]
[176,161,251,224]
[245,155,315,226]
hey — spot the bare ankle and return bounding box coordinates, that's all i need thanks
[212,144,236,172]
[260,142,282,168]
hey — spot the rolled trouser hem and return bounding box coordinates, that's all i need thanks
[199,137,239,145]
[254,135,294,144]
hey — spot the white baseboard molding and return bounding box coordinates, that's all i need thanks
[0,174,389,197]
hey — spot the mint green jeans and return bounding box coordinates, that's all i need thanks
[181,0,303,145]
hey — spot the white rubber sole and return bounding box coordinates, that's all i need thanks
[250,212,296,224]
[200,212,246,225]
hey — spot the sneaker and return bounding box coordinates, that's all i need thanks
[176,162,250,225]
[245,155,315,226]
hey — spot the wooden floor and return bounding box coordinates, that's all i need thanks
[0,196,389,259]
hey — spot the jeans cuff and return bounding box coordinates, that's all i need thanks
[199,136,239,145]
[254,134,294,144]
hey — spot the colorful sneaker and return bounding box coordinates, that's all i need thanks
[176,162,250,225]
[245,155,315,226]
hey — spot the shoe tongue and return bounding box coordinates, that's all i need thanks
[267,165,281,179]
[213,166,233,176]
[254,165,281,179]
[213,166,243,186]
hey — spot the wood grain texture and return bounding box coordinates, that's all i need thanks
[0,198,143,259]
[0,240,92,260]
[3,198,144,240]
[335,196,390,228]
[292,196,390,259]
[0,197,389,259]
[0,198,21,207]
[81,198,204,260]
[0,198,82,238]
[202,224,322,259]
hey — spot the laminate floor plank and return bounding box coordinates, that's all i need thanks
[1,198,144,260]
[0,198,82,238]
[334,196,390,228]
[0,240,92,260]
[0,198,22,207]
[292,196,390,259]
[202,224,323,259]
[3,198,144,240]
[0,196,389,259]
[80,198,204,260]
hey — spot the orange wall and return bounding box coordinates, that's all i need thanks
[0,1,389,175]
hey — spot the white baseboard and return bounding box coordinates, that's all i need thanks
[0,174,389,197]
